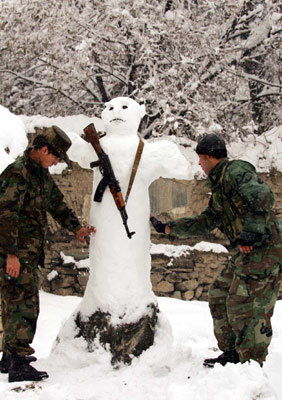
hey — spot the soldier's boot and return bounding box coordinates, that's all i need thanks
[203,350,240,368]
[0,353,10,373]
[0,352,37,374]
[8,355,48,382]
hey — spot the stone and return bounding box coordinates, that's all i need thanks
[183,290,194,300]
[54,287,74,296]
[189,271,199,279]
[195,286,203,298]
[77,271,89,287]
[171,291,182,300]
[199,275,215,284]
[178,273,189,279]
[151,272,163,286]
[154,280,174,293]
[166,272,182,283]
[51,275,75,290]
[175,279,198,291]
[56,266,78,276]
[201,292,209,301]
[151,255,170,266]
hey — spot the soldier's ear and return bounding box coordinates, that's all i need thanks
[40,146,49,155]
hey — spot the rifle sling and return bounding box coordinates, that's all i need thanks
[125,137,144,204]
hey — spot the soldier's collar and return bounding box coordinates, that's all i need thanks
[208,158,229,184]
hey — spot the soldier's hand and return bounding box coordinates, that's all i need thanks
[76,226,96,244]
[6,254,21,278]
[150,215,170,234]
[238,244,253,254]
[238,232,259,253]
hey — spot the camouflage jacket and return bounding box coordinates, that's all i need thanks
[0,149,82,263]
[168,158,282,248]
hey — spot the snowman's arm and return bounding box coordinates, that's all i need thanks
[67,131,97,169]
[146,140,190,181]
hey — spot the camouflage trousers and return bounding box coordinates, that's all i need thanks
[0,254,39,357]
[208,245,282,365]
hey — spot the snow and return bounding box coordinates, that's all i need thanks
[20,114,104,138]
[150,242,229,258]
[1,104,282,177]
[60,251,90,270]
[0,105,28,173]
[1,290,282,399]
[46,270,58,282]
[1,103,282,398]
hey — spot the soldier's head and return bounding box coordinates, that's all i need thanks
[31,126,72,168]
[196,134,227,175]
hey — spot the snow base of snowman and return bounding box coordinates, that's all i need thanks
[74,303,159,366]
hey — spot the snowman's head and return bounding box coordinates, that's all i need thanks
[102,97,146,136]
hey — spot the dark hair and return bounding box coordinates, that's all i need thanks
[32,134,60,158]
[196,134,227,159]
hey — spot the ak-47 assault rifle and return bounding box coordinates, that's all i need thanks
[83,123,135,239]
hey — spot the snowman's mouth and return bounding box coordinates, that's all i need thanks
[110,118,125,122]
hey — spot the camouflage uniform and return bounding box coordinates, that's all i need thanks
[168,158,282,365]
[0,148,82,357]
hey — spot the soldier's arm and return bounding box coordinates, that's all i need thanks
[151,205,219,239]
[167,208,219,239]
[0,168,27,256]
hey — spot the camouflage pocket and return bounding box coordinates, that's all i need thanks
[233,247,282,279]
[229,274,250,298]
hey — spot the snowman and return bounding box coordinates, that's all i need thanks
[57,97,190,364]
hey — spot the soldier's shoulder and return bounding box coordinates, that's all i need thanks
[225,159,256,176]
[222,160,257,190]
[0,156,29,181]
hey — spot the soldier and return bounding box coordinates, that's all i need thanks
[150,134,282,367]
[0,126,95,382]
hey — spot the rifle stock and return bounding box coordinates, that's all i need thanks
[83,123,135,239]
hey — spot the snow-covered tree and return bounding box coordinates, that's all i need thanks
[0,0,281,140]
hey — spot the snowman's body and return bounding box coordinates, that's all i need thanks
[68,97,190,322]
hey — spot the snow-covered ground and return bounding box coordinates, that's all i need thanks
[0,291,281,400]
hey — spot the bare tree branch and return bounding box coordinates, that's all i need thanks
[0,69,87,110]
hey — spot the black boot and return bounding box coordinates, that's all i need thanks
[0,353,10,374]
[203,350,240,368]
[8,355,48,382]
[0,352,37,374]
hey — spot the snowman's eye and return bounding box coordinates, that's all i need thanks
[109,106,114,111]
[122,105,128,109]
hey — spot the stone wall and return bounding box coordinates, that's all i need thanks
[39,163,227,300]
[39,166,282,301]
[40,237,229,302]
[2,164,282,302]
[1,165,282,349]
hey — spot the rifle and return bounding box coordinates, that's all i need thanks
[83,123,135,239]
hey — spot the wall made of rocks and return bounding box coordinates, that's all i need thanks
[39,166,282,302]
[39,243,229,301]
[150,249,228,301]
[1,167,282,349]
